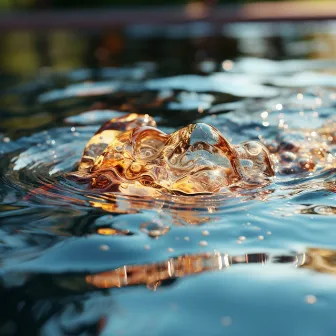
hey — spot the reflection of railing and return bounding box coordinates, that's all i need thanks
[85,252,298,290]
[0,1,336,30]
[301,248,336,276]
[84,248,336,290]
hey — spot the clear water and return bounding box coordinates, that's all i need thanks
[1,22,336,335]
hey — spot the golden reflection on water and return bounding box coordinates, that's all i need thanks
[300,248,336,276]
[83,248,336,290]
[299,205,336,215]
[97,228,130,235]
[85,252,272,290]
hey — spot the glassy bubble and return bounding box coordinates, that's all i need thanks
[140,222,170,238]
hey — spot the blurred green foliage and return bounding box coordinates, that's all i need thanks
[0,0,285,10]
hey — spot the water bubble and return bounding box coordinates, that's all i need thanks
[222,60,233,71]
[140,222,170,238]
[221,316,232,327]
[260,111,268,119]
[280,152,296,163]
[99,244,110,251]
[305,295,317,304]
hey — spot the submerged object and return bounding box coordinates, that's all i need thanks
[67,113,275,195]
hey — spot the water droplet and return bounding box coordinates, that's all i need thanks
[222,60,233,71]
[260,111,268,119]
[221,316,232,326]
[140,222,170,238]
[305,295,317,304]
[100,244,110,251]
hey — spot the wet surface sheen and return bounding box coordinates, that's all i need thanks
[1,37,336,334]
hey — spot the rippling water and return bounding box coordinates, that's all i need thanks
[1,52,336,335]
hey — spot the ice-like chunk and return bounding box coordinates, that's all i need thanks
[67,113,275,195]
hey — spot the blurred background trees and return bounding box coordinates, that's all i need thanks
[0,0,332,75]
[0,0,293,10]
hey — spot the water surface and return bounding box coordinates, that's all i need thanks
[1,23,336,335]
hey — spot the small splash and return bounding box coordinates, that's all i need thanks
[67,113,275,195]
[265,117,336,175]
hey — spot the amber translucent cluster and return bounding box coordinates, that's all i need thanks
[68,113,275,195]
